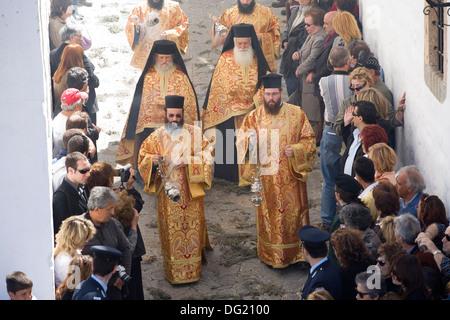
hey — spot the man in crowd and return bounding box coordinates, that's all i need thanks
[202,23,271,184]
[53,151,91,235]
[116,40,199,171]
[236,73,316,268]
[211,0,281,72]
[138,95,213,284]
[126,0,189,70]
[395,165,426,218]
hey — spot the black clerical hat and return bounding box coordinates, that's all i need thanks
[165,95,185,109]
[298,225,330,244]
[262,73,283,89]
[334,174,363,194]
[231,23,254,38]
[152,39,177,55]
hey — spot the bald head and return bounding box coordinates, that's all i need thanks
[323,11,338,36]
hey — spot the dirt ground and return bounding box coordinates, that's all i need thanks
[81,0,324,300]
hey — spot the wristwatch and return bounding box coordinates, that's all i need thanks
[433,250,442,256]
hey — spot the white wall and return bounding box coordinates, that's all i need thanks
[0,0,55,299]
[359,0,450,218]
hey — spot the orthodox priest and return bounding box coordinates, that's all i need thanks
[116,40,199,170]
[138,95,213,284]
[236,73,316,268]
[202,23,271,184]
[211,0,281,72]
[126,0,189,70]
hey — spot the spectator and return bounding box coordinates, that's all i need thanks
[330,227,372,300]
[52,44,85,116]
[372,182,400,243]
[298,225,343,300]
[66,111,98,162]
[354,156,379,222]
[52,88,88,158]
[55,255,93,300]
[418,194,449,232]
[360,124,388,155]
[52,151,91,235]
[423,266,446,300]
[340,202,382,263]
[306,288,335,300]
[6,271,35,300]
[376,242,404,295]
[394,213,439,270]
[368,142,397,185]
[390,253,428,300]
[332,10,361,48]
[355,270,386,300]
[49,0,74,50]
[53,215,96,288]
[395,165,426,218]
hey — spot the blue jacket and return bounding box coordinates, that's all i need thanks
[301,258,343,300]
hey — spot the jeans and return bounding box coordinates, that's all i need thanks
[320,125,343,227]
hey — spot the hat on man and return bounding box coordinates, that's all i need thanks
[165,95,184,109]
[91,245,122,262]
[152,39,177,55]
[363,56,380,71]
[232,23,254,38]
[334,174,363,194]
[298,225,330,244]
[262,73,283,89]
[61,88,88,106]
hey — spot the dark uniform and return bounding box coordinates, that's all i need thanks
[72,246,122,300]
[299,225,343,300]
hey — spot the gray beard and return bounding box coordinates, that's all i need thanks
[165,121,183,135]
[233,47,254,67]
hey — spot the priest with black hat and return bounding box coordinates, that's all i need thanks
[298,225,343,300]
[202,23,271,184]
[137,95,213,285]
[236,73,316,268]
[116,39,199,171]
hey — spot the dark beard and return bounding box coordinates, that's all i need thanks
[148,0,164,10]
[264,100,282,115]
[238,0,255,14]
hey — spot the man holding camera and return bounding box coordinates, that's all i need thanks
[138,95,213,284]
[79,186,132,299]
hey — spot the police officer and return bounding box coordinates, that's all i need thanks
[299,225,343,300]
[72,245,123,300]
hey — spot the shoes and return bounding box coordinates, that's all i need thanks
[314,223,330,232]
[79,0,93,7]
[282,18,287,23]
[281,9,287,15]
[272,1,286,8]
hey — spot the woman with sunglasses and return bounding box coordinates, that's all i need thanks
[375,242,404,296]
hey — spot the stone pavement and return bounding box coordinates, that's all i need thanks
[80,0,324,300]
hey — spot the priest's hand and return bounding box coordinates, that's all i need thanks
[152,154,162,166]
[284,145,294,158]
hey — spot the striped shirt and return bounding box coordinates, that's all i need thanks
[319,71,353,123]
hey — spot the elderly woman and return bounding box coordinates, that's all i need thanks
[292,7,327,138]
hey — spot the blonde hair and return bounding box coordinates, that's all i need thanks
[368,142,396,173]
[54,216,96,257]
[307,288,335,300]
[333,11,362,45]
[349,67,374,87]
[379,215,397,243]
[357,87,389,120]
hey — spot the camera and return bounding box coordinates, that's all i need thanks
[116,265,132,284]
[117,163,132,183]
[164,181,181,202]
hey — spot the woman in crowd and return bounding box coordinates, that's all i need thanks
[390,253,429,300]
[368,142,397,185]
[55,254,93,300]
[372,182,400,243]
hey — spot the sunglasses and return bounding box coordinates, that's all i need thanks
[349,83,366,92]
[76,168,91,174]
[355,288,371,299]
[445,234,450,241]
[305,23,312,27]
[376,259,386,266]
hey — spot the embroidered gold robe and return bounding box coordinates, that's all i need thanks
[216,3,281,72]
[138,124,213,284]
[236,102,316,267]
[116,65,198,168]
[126,1,189,70]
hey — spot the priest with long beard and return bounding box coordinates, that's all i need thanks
[236,73,316,268]
[116,40,199,171]
[211,0,281,72]
[137,95,213,284]
[126,0,189,70]
[202,23,271,185]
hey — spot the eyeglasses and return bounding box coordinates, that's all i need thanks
[376,259,386,266]
[305,23,312,27]
[355,288,371,299]
[444,234,450,241]
[76,168,91,174]
[349,83,366,92]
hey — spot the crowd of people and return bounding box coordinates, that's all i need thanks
[6,0,450,301]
